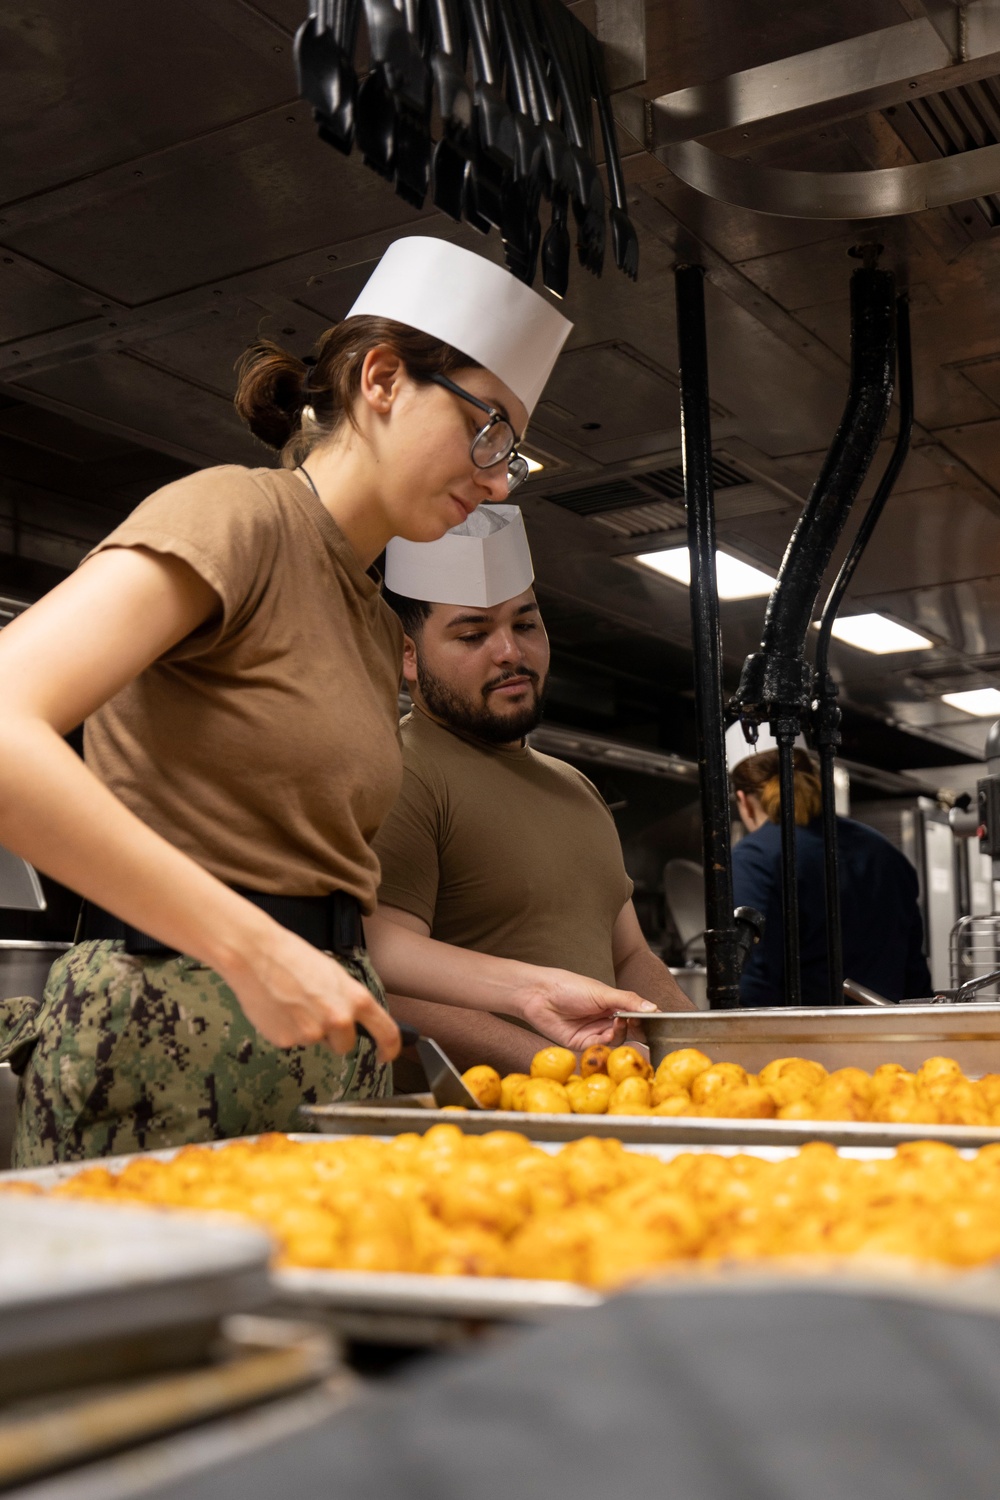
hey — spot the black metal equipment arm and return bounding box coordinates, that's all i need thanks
[675,264,755,1009]
[731,266,896,1008]
[735,268,897,718]
[813,294,913,1005]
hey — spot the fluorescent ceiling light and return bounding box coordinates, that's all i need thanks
[636,547,774,600]
[941,688,1000,716]
[524,455,544,474]
[821,613,933,654]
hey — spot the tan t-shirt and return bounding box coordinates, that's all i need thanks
[373,709,633,985]
[84,466,403,909]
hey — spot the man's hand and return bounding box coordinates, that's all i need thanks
[515,968,657,1051]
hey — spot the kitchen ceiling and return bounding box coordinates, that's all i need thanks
[1,0,998,772]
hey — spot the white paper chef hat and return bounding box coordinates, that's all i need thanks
[346,238,572,415]
[385,505,534,608]
[726,720,807,773]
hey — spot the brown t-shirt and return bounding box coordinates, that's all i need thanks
[84,465,403,909]
[373,709,633,984]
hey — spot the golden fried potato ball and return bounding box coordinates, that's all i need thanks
[587,1226,671,1289]
[870,1095,941,1125]
[461,1065,502,1109]
[916,1056,963,1086]
[928,1082,991,1126]
[804,1082,868,1122]
[651,1094,693,1117]
[871,1063,911,1089]
[977,1075,1000,1109]
[500,1073,531,1111]
[774,1099,817,1121]
[758,1057,826,1107]
[606,1045,651,1083]
[690,1061,749,1106]
[704,1085,775,1120]
[565,1076,591,1112]
[507,1206,613,1283]
[653,1048,712,1093]
[608,1077,652,1111]
[530,1046,577,1084]
[580,1044,612,1077]
[651,1075,692,1108]
[826,1067,873,1102]
[578,1074,615,1114]
[520,1079,573,1114]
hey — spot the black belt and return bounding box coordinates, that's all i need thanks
[79,886,365,960]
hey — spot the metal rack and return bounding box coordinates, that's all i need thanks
[951,916,1000,1005]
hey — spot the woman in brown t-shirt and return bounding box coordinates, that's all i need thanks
[0,238,651,1165]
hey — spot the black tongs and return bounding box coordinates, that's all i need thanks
[587,29,637,279]
[462,0,517,231]
[393,0,434,209]
[357,0,429,187]
[295,0,362,155]
[428,0,473,220]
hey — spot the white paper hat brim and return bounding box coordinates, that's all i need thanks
[726,720,808,773]
[347,238,572,415]
[385,506,535,608]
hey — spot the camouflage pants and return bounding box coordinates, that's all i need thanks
[0,940,391,1167]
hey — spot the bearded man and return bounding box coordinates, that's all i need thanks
[366,507,693,1076]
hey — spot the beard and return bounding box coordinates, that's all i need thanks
[415,660,548,744]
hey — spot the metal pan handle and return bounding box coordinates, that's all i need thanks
[843,978,894,1008]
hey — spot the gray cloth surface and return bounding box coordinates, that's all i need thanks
[145,1286,1000,1499]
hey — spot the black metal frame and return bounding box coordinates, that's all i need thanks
[675,265,764,1007]
[730,267,897,1006]
[676,264,737,1008]
[812,294,914,1004]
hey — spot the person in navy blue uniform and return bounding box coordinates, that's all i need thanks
[727,729,931,1006]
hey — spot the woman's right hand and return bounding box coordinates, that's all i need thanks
[217,917,402,1059]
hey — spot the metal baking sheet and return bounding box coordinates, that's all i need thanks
[11,1136,1000,1331]
[0,1197,272,1362]
[300,1100,1000,1150]
[276,1268,602,1321]
[619,1003,1000,1074]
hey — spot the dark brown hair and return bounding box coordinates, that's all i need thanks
[381,584,432,636]
[731,747,822,827]
[233,317,480,466]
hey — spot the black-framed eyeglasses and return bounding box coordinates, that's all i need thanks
[429,373,530,494]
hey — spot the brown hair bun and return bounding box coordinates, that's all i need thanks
[233,341,309,451]
[233,317,481,467]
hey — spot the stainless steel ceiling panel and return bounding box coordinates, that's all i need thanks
[949,354,1000,406]
[871,575,1000,659]
[2,122,431,305]
[935,417,1000,494]
[538,342,681,448]
[0,260,104,345]
[0,1,296,205]
[792,294,1000,433]
[842,484,1000,594]
[15,352,260,468]
[733,231,945,314]
[702,279,850,458]
[289,262,388,323]
[771,438,953,501]
[642,0,907,98]
[122,301,334,401]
